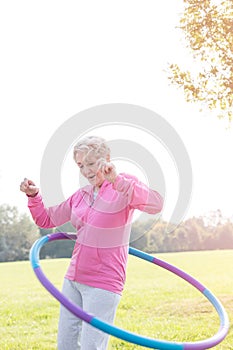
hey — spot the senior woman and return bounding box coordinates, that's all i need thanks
[20,135,163,350]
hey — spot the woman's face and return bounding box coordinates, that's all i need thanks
[75,150,105,188]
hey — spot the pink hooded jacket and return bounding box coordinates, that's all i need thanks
[28,173,163,294]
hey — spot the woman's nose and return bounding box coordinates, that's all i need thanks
[82,166,92,176]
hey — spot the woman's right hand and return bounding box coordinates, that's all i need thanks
[20,178,39,197]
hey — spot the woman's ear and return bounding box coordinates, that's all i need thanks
[106,153,110,162]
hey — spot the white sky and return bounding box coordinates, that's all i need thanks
[0,0,232,222]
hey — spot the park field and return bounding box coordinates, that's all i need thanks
[0,250,232,349]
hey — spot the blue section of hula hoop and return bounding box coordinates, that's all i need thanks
[29,233,229,350]
[203,289,228,329]
[129,246,154,262]
[90,317,184,350]
[30,235,49,269]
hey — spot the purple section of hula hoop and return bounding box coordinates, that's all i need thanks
[34,266,93,324]
[48,232,77,242]
[152,257,205,293]
[183,325,229,350]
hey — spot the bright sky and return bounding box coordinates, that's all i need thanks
[0,0,232,223]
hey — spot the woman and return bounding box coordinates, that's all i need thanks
[20,135,163,350]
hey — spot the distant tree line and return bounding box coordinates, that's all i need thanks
[0,204,233,262]
[131,210,233,253]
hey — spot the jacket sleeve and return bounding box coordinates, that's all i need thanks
[27,193,73,228]
[113,173,163,214]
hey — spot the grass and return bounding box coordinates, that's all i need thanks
[0,250,232,349]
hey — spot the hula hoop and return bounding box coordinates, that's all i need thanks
[29,232,229,349]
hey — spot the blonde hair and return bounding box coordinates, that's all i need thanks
[73,136,110,161]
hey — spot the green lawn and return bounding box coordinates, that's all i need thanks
[0,250,232,349]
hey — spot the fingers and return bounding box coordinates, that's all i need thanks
[103,164,114,175]
[20,178,39,196]
[97,159,114,174]
[97,160,117,183]
[27,178,36,186]
[20,178,29,192]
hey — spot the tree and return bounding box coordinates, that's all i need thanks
[39,222,76,259]
[168,0,233,122]
[0,204,39,261]
[130,220,151,250]
[216,222,233,249]
[183,217,206,250]
[147,221,167,252]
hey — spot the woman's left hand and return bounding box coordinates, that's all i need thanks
[97,159,117,183]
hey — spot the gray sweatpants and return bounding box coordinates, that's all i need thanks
[57,278,121,350]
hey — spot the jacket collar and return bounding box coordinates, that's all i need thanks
[80,179,111,195]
